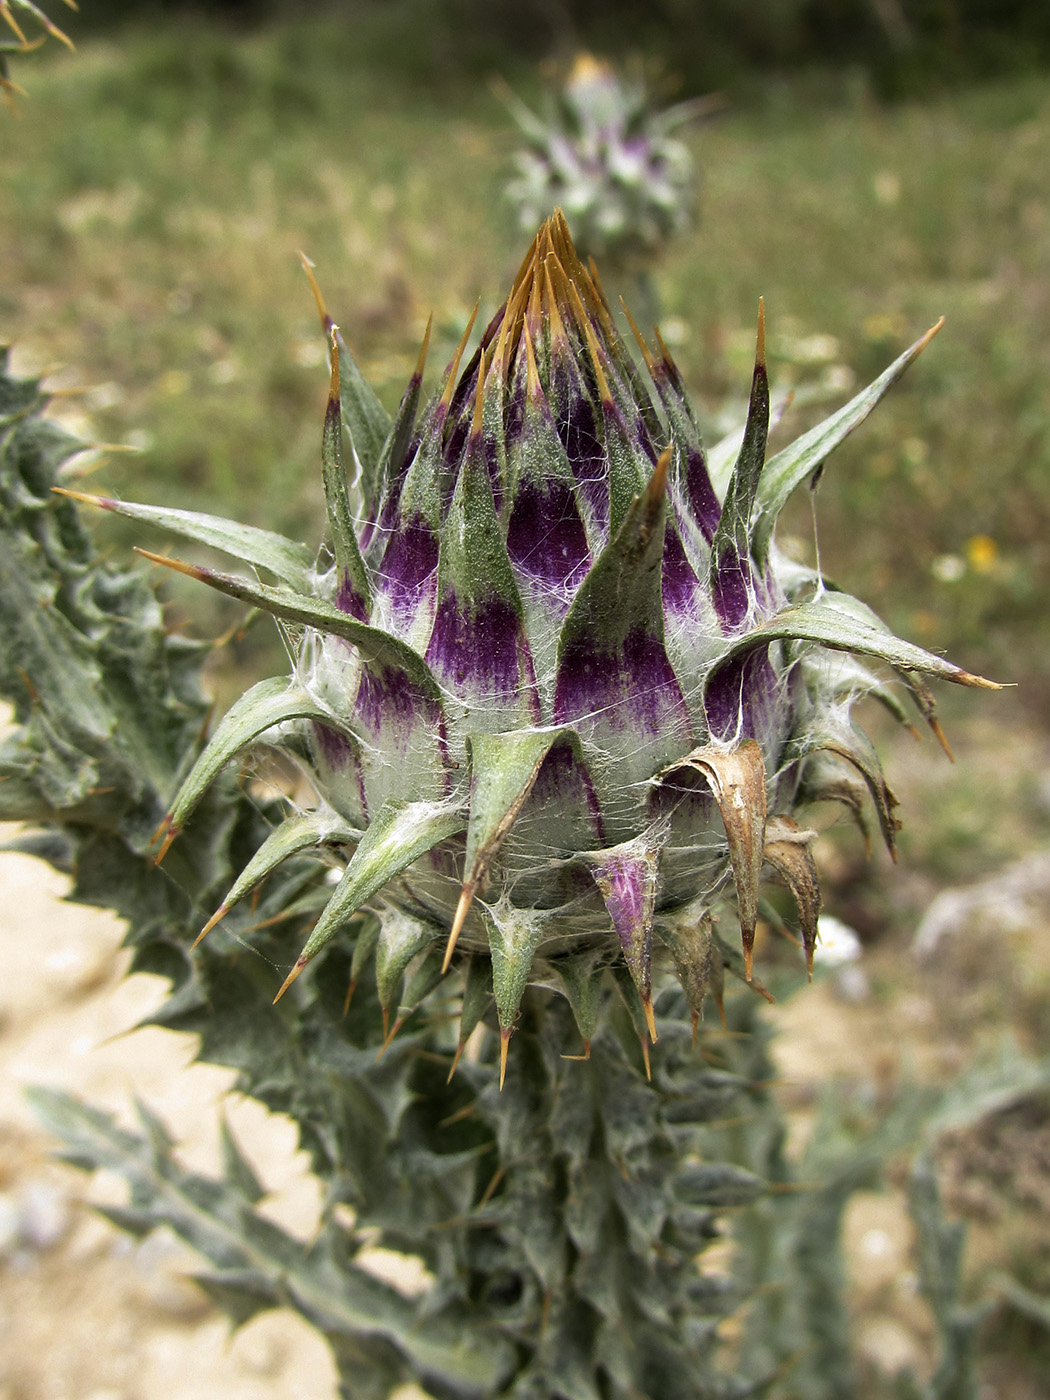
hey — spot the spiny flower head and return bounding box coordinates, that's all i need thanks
[67,212,996,1084]
[502,55,710,264]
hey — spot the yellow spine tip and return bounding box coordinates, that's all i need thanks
[51,486,104,508]
[691,1011,699,1048]
[756,297,766,369]
[621,298,658,373]
[446,1039,465,1084]
[342,979,357,1016]
[499,1027,511,1091]
[958,669,1003,691]
[920,316,946,349]
[273,957,307,1004]
[653,325,675,368]
[442,883,475,973]
[439,301,480,410]
[647,447,671,507]
[522,318,542,401]
[414,314,433,380]
[642,995,658,1045]
[743,944,754,982]
[154,823,178,866]
[541,259,568,347]
[929,716,955,762]
[525,259,543,337]
[299,252,332,331]
[567,281,611,403]
[640,1036,652,1082]
[584,257,615,329]
[193,904,229,949]
[2,8,28,43]
[134,547,205,583]
[378,1016,404,1059]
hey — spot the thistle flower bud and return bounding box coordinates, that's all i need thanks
[81,212,996,1078]
[502,55,705,266]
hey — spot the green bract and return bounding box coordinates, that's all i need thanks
[72,212,995,1085]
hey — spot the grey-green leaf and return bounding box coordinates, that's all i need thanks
[60,492,314,592]
[290,799,466,973]
[166,678,345,839]
[202,806,361,939]
[720,595,998,690]
[335,330,392,504]
[753,321,943,564]
[143,554,442,702]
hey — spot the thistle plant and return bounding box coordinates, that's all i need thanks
[1,212,998,1398]
[501,56,711,277]
[68,207,996,1071]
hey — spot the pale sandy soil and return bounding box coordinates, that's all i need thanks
[0,832,346,1400]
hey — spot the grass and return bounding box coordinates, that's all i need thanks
[3,17,1049,700]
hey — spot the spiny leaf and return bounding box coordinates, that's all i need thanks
[52,490,314,592]
[709,300,769,623]
[26,1087,515,1395]
[554,448,693,790]
[546,947,610,1050]
[655,904,717,1035]
[320,327,371,614]
[372,315,432,525]
[719,595,999,691]
[753,319,944,564]
[444,727,573,971]
[375,907,444,1019]
[480,898,552,1085]
[762,814,821,976]
[425,362,540,729]
[134,549,443,701]
[800,715,901,858]
[219,1118,266,1206]
[198,806,361,945]
[580,834,662,1041]
[159,678,347,856]
[675,1163,767,1208]
[300,255,391,501]
[797,750,874,855]
[275,799,466,999]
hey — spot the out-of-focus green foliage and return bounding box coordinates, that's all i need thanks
[67,0,1050,95]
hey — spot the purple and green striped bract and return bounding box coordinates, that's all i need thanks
[83,212,996,1083]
